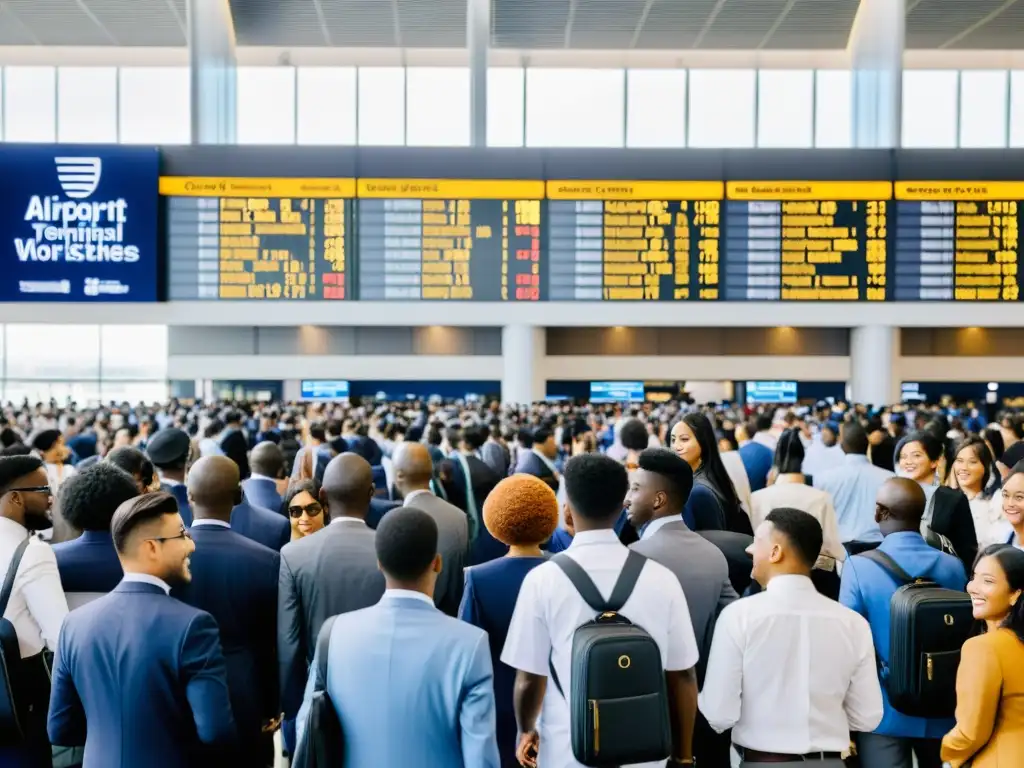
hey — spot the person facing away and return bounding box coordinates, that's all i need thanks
[738,415,774,492]
[244,441,286,513]
[0,456,69,768]
[699,507,883,768]
[147,427,194,525]
[814,421,894,547]
[392,442,468,616]
[47,492,236,768]
[626,447,738,768]
[458,474,559,768]
[175,456,281,768]
[105,446,157,494]
[277,452,386,732]
[941,544,1024,767]
[297,506,500,767]
[52,462,139,610]
[502,452,700,768]
[440,426,505,565]
[838,478,967,768]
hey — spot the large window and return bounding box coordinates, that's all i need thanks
[626,69,687,148]
[815,70,852,148]
[119,67,190,144]
[688,69,756,148]
[3,67,57,142]
[757,70,813,148]
[358,67,405,146]
[57,67,118,143]
[903,70,958,148]
[237,67,297,144]
[1012,71,1024,148]
[406,68,470,147]
[487,68,525,147]
[297,67,356,145]
[960,70,1009,148]
[526,69,625,148]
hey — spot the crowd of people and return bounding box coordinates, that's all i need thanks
[0,395,1020,767]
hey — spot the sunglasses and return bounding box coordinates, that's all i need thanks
[288,502,323,519]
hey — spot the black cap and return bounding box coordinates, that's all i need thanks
[146,428,191,467]
[30,429,61,453]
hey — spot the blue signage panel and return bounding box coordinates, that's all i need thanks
[0,145,159,302]
[745,381,798,404]
[590,381,645,403]
[300,380,350,400]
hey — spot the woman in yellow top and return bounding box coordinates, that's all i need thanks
[941,543,1024,767]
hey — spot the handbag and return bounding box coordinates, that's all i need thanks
[0,538,31,746]
[292,616,343,768]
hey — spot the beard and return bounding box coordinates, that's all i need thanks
[23,510,53,532]
[163,557,192,588]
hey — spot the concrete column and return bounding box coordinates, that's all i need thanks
[848,0,904,148]
[850,325,900,406]
[502,325,545,405]
[188,0,237,144]
[467,0,489,147]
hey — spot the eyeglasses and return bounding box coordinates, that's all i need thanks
[4,486,52,497]
[288,502,323,519]
[147,527,192,544]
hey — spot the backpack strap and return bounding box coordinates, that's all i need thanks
[314,616,337,693]
[859,549,914,586]
[0,538,30,617]
[454,453,480,545]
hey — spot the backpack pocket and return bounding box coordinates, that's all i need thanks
[581,692,671,766]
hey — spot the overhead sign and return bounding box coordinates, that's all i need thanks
[0,146,160,302]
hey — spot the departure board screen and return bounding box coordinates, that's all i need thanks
[162,177,352,300]
[546,181,722,300]
[356,179,542,301]
[724,181,890,301]
[894,182,1021,301]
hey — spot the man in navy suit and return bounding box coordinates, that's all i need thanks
[48,492,236,767]
[515,426,560,493]
[147,427,193,525]
[176,456,280,767]
[52,463,138,609]
[243,442,285,514]
[229,495,290,552]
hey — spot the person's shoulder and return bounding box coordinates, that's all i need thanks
[434,611,489,646]
[637,555,687,594]
[23,534,58,565]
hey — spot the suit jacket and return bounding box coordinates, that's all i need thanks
[405,493,468,616]
[442,454,506,565]
[242,477,283,515]
[47,581,236,768]
[631,520,738,685]
[297,594,500,768]
[479,440,510,479]
[161,482,192,526]
[173,526,280,761]
[366,498,400,529]
[515,451,558,492]
[220,428,250,480]
[929,486,979,576]
[278,519,385,717]
[52,530,123,610]
[231,498,290,552]
[697,530,755,595]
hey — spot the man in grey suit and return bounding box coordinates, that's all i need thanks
[277,452,385,738]
[627,447,738,768]
[392,442,468,616]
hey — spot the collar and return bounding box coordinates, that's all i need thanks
[568,529,621,549]
[641,514,683,541]
[765,574,817,594]
[772,474,805,486]
[330,516,367,527]
[248,473,276,484]
[79,529,114,543]
[121,572,171,595]
[381,588,435,607]
[160,476,182,487]
[403,489,434,504]
[191,519,231,529]
[532,448,558,472]
[843,454,870,466]
[883,530,925,545]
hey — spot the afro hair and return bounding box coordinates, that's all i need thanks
[483,474,559,547]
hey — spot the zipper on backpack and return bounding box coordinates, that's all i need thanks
[590,699,600,754]
[926,655,934,681]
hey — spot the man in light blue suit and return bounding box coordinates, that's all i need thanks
[298,506,499,767]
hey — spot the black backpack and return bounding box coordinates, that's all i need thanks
[859,549,973,719]
[548,551,672,767]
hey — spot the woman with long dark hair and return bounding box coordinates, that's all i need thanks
[941,544,1024,766]
[947,436,1003,547]
[670,413,752,535]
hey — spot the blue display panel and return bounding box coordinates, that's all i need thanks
[745,381,798,404]
[0,146,159,301]
[590,381,645,403]
[300,380,350,400]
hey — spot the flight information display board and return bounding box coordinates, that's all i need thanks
[724,181,890,301]
[356,179,542,301]
[894,182,1021,301]
[546,181,722,300]
[163,177,352,300]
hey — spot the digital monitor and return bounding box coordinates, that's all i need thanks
[300,380,350,401]
[590,381,645,403]
[745,381,798,404]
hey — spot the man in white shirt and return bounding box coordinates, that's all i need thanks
[699,507,883,767]
[502,452,700,768]
[0,455,69,767]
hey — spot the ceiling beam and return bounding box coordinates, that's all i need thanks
[564,0,579,49]
[390,0,404,48]
[0,2,42,45]
[629,0,658,49]
[757,0,798,49]
[74,0,119,45]
[939,0,1019,48]
[311,0,334,45]
[693,0,729,49]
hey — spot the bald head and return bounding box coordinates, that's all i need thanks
[321,452,374,518]
[876,477,927,534]
[250,441,284,479]
[392,442,434,496]
[187,455,241,520]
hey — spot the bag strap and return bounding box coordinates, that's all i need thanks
[859,549,915,586]
[454,453,480,545]
[314,616,337,693]
[0,538,29,617]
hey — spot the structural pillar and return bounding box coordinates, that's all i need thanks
[467,0,489,147]
[188,0,237,144]
[502,325,545,405]
[848,0,904,148]
[850,325,900,406]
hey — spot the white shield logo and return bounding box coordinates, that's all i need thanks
[55,157,102,199]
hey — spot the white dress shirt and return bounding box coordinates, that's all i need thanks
[191,518,231,529]
[502,529,699,768]
[121,571,172,595]
[248,473,277,485]
[720,450,754,514]
[330,516,368,528]
[698,574,883,754]
[0,517,68,658]
[750,479,846,563]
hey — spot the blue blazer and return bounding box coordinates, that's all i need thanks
[48,581,236,767]
[161,482,193,526]
[230,498,290,552]
[298,595,499,768]
[739,441,773,492]
[173,526,280,761]
[52,530,122,598]
[241,477,283,515]
[365,498,400,529]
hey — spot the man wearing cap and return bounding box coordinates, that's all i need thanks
[147,428,194,526]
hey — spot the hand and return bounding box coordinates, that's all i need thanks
[516,730,540,767]
[261,715,282,733]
